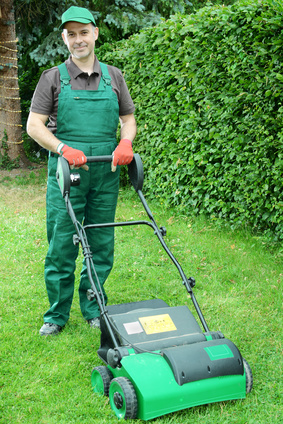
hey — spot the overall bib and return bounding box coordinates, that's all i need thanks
[44,62,120,326]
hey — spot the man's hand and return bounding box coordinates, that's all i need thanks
[112,139,133,170]
[60,145,87,168]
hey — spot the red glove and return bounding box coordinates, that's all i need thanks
[112,139,133,166]
[60,144,87,168]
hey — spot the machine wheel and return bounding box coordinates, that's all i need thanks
[243,358,253,394]
[109,377,138,420]
[91,366,113,396]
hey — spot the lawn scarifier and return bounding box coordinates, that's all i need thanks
[56,154,253,420]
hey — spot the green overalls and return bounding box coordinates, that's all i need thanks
[44,62,120,327]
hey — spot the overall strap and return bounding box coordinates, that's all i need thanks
[57,63,71,88]
[98,62,112,89]
[57,61,112,89]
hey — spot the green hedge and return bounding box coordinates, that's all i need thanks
[99,0,283,241]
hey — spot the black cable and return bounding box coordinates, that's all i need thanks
[76,221,107,309]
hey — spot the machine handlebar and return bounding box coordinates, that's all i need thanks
[86,155,113,163]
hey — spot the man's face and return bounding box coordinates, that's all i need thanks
[62,21,98,61]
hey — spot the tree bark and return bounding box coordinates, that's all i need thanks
[0,1,28,167]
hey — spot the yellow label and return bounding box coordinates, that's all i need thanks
[139,314,177,335]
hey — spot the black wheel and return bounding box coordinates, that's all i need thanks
[109,377,138,420]
[56,156,70,197]
[91,366,113,396]
[128,153,144,192]
[243,358,253,394]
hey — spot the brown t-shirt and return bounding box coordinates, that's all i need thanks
[30,55,135,133]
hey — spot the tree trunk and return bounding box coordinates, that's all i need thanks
[0,1,28,167]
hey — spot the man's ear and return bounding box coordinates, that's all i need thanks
[94,27,99,41]
[62,30,67,45]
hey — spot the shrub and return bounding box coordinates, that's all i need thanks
[98,0,283,241]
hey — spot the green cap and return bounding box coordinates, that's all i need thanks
[60,6,96,30]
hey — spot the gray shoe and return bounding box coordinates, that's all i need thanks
[39,323,62,336]
[88,317,100,329]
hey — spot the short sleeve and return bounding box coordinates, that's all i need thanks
[30,67,60,116]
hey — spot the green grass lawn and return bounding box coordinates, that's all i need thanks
[0,169,282,423]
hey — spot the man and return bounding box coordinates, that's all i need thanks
[27,6,137,336]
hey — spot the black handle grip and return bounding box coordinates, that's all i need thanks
[86,155,113,163]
